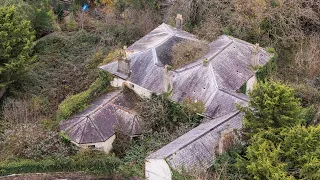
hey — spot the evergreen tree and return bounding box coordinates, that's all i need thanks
[0,5,35,91]
[241,125,320,180]
[239,81,303,137]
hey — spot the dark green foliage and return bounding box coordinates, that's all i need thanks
[242,131,291,180]
[256,53,278,82]
[301,105,318,125]
[23,31,105,117]
[56,70,112,121]
[238,83,247,94]
[240,125,320,179]
[4,0,55,39]
[239,81,304,137]
[0,150,123,176]
[0,5,35,90]
[210,144,248,179]
[280,125,320,179]
[139,94,205,132]
[32,8,54,38]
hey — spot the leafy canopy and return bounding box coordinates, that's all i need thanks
[0,5,35,89]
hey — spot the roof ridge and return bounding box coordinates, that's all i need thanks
[79,116,89,144]
[87,115,106,142]
[86,91,122,117]
[208,39,233,63]
[148,111,240,159]
[218,88,249,102]
[63,116,87,134]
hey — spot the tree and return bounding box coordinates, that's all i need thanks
[239,80,303,137]
[241,125,320,180]
[244,131,292,180]
[0,5,35,91]
[280,125,320,179]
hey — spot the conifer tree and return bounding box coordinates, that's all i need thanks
[239,80,303,137]
[0,5,35,91]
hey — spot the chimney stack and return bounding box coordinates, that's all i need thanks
[203,59,209,67]
[251,43,259,67]
[117,46,131,76]
[175,14,183,30]
[164,65,173,93]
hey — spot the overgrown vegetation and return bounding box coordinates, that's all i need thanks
[0,5,35,94]
[1,0,320,178]
[56,70,112,121]
[0,150,122,176]
[171,40,209,69]
[209,81,320,179]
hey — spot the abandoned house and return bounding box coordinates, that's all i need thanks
[60,16,272,179]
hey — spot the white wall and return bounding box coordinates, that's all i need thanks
[145,159,172,180]
[125,81,152,98]
[110,77,153,98]
[72,135,116,153]
[246,75,257,95]
[111,77,126,88]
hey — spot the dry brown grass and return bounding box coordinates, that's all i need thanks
[172,40,209,69]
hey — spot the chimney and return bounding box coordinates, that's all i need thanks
[117,46,131,76]
[251,43,259,67]
[163,65,173,93]
[175,14,183,30]
[203,59,209,67]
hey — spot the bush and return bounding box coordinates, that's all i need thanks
[56,71,112,121]
[256,53,278,82]
[138,94,205,132]
[0,122,77,161]
[0,150,123,176]
[292,83,320,106]
[210,144,248,179]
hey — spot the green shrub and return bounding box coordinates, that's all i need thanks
[138,94,205,132]
[33,8,54,38]
[210,144,248,179]
[301,105,318,125]
[256,53,278,82]
[56,71,111,121]
[0,150,123,176]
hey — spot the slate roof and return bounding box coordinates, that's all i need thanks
[60,90,142,144]
[100,23,271,118]
[146,111,243,173]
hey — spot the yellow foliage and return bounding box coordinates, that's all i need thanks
[101,0,113,6]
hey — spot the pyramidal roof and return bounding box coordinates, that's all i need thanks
[60,90,142,144]
[100,23,272,118]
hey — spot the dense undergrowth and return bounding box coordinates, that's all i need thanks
[0,0,320,179]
